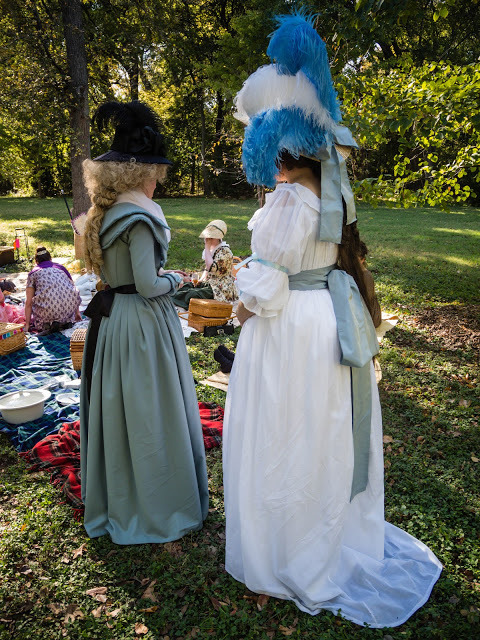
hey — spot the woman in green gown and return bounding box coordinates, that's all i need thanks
[80,101,209,545]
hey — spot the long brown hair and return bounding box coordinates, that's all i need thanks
[337,204,374,319]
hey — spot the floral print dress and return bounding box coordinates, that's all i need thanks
[206,245,238,303]
[26,263,81,330]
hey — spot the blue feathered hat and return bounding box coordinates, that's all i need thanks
[234,11,357,243]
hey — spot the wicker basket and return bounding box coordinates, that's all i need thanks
[187,312,230,332]
[188,298,233,318]
[70,327,87,371]
[0,322,26,356]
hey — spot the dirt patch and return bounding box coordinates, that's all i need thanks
[409,304,480,351]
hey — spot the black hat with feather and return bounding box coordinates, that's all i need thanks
[93,100,171,164]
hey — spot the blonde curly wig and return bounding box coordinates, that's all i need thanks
[83,159,168,275]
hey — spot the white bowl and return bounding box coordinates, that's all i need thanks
[0,389,51,424]
[56,392,80,406]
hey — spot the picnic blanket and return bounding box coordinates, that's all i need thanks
[198,401,224,449]
[0,333,79,451]
[20,420,83,517]
[21,403,224,516]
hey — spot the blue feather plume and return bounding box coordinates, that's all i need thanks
[242,108,328,188]
[266,10,341,123]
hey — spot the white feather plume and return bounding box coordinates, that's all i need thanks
[234,64,337,133]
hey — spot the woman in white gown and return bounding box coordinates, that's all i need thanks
[223,12,442,628]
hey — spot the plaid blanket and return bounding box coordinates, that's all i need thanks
[199,401,224,449]
[21,403,223,515]
[20,420,83,517]
[0,333,79,451]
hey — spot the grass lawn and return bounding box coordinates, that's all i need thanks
[0,196,479,639]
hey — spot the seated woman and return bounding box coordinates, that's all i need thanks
[24,247,81,333]
[171,219,238,309]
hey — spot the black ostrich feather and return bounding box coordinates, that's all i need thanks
[92,100,169,159]
[93,100,161,134]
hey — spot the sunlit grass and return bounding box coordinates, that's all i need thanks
[0,196,479,638]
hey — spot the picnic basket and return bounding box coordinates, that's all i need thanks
[187,312,230,332]
[0,322,26,356]
[70,327,87,371]
[177,299,234,333]
[188,299,233,318]
[187,299,233,332]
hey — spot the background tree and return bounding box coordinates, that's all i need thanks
[0,0,479,207]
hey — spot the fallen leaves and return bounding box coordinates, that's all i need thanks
[135,622,149,635]
[72,543,87,559]
[163,541,184,558]
[256,594,269,611]
[64,604,84,624]
[141,580,158,603]
[383,435,394,444]
[47,603,63,615]
[209,596,229,611]
[91,605,104,618]
[47,603,84,624]
[91,604,122,619]
[278,618,298,636]
[17,565,32,575]
[85,586,108,603]
[139,605,158,613]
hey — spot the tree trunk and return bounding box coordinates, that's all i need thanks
[61,0,90,259]
[256,185,265,208]
[127,55,140,101]
[378,41,395,60]
[199,89,210,196]
[190,154,196,195]
[215,91,224,137]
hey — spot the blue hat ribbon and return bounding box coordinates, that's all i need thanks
[317,127,358,243]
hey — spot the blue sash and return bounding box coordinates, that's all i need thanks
[289,265,379,500]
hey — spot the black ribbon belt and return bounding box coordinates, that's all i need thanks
[83,284,137,400]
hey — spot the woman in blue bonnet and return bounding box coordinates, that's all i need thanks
[223,13,441,628]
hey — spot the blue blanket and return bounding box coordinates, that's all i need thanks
[0,334,80,451]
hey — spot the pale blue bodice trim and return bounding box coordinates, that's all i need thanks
[235,252,290,274]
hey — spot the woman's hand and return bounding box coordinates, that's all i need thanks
[236,301,255,326]
[158,268,188,277]
[178,275,192,289]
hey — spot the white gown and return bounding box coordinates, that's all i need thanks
[223,182,442,628]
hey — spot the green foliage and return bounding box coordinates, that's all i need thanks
[1,0,480,205]
[339,59,480,208]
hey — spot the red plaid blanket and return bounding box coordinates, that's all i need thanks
[198,401,224,449]
[20,420,83,517]
[21,402,224,516]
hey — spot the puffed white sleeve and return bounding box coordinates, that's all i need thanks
[237,185,314,317]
